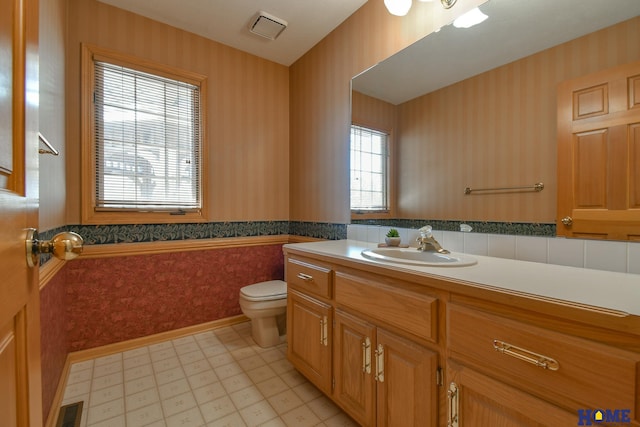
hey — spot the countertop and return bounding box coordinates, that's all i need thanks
[283,239,640,316]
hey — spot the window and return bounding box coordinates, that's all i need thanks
[350,125,390,212]
[81,45,208,224]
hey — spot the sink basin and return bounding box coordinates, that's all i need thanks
[361,247,477,267]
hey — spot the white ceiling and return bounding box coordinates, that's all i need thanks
[97,0,368,66]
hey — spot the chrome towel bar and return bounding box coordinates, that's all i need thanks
[464,182,544,195]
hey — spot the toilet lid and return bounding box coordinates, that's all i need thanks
[240,280,287,301]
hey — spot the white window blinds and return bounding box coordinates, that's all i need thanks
[350,125,389,211]
[94,61,202,211]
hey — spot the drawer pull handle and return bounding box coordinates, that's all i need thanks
[297,272,313,281]
[493,340,560,371]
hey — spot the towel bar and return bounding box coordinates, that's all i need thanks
[464,182,543,195]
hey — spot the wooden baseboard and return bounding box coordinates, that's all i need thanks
[44,315,249,427]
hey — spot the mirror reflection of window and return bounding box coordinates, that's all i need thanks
[350,125,389,212]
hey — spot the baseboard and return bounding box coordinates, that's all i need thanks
[44,315,249,427]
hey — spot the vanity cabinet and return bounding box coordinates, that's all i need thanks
[286,253,441,427]
[287,289,332,394]
[446,359,577,427]
[447,302,640,426]
[334,309,438,427]
[284,244,640,427]
[285,256,334,395]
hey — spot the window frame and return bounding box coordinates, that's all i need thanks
[81,44,209,224]
[350,122,395,220]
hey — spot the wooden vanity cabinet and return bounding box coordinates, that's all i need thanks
[332,270,440,427]
[334,309,438,427]
[285,256,334,395]
[285,255,440,427]
[287,289,332,395]
[446,302,640,426]
[284,248,640,427]
[446,360,577,427]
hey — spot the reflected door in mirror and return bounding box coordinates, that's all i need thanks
[557,60,640,240]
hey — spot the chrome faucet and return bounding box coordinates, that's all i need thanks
[416,226,450,254]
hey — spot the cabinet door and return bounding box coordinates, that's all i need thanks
[376,329,438,427]
[447,360,576,427]
[287,289,332,394]
[334,309,376,427]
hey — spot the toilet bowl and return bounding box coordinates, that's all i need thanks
[239,280,287,348]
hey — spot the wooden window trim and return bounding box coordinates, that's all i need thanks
[350,122,396,220]
[80,43,209,224]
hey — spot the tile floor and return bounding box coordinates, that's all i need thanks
[60,321,358,427]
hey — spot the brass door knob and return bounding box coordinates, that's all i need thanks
[25,228,84,267]
[561,216,573,226]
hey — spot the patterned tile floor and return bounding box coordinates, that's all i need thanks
[60,321,358,427]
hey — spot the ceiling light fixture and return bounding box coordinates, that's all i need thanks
[385,0,456,17]
[384,0,412,16]
[452,7,488,28]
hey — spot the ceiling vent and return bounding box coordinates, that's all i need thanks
[249,11,287,40]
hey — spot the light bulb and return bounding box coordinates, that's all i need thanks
[453,7,488,28]
[384,0,412,16]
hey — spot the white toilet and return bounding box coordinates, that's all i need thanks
[239,280,287,348]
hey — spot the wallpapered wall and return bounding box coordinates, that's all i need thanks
[65,0,290,224]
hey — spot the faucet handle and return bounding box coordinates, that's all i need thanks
[418,225,433,237]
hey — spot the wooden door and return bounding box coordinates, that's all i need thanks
[447,360,576,427]
[557,60,640,240]
[0,0,41,426]
[333,309,376,427]
[286,289,332,394]
[376,329,437,427]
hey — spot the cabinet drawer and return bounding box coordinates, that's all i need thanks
[447,303,640,412]
[286,257,332,298]
[335,271,438,343]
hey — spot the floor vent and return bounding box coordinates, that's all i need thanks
[56,401,83,427]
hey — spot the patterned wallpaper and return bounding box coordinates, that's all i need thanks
[62,244,285,352]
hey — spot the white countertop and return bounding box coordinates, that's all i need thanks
[284,239,640,316]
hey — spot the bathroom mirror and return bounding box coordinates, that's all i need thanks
[350,0,640,227]
[352,0,640,106]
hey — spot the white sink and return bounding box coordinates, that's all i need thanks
[361,247,477,267]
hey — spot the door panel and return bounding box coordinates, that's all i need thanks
[0,0,41,425]
[0,320,18,427]
[287,290,332,394]
[447,360,577,427]
[557,60,640,240]
[377,328,438,427]
[333,309,376,427]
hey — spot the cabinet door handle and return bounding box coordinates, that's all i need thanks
[493,340,559,371]
[320,316,328,346]
[297,272,313,281]
[362,337,371,374]
[374,344,384,382]
[447,382,459,427]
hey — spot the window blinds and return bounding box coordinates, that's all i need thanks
[94,61,202,211]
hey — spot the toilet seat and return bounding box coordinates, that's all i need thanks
[240,280,287,302]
